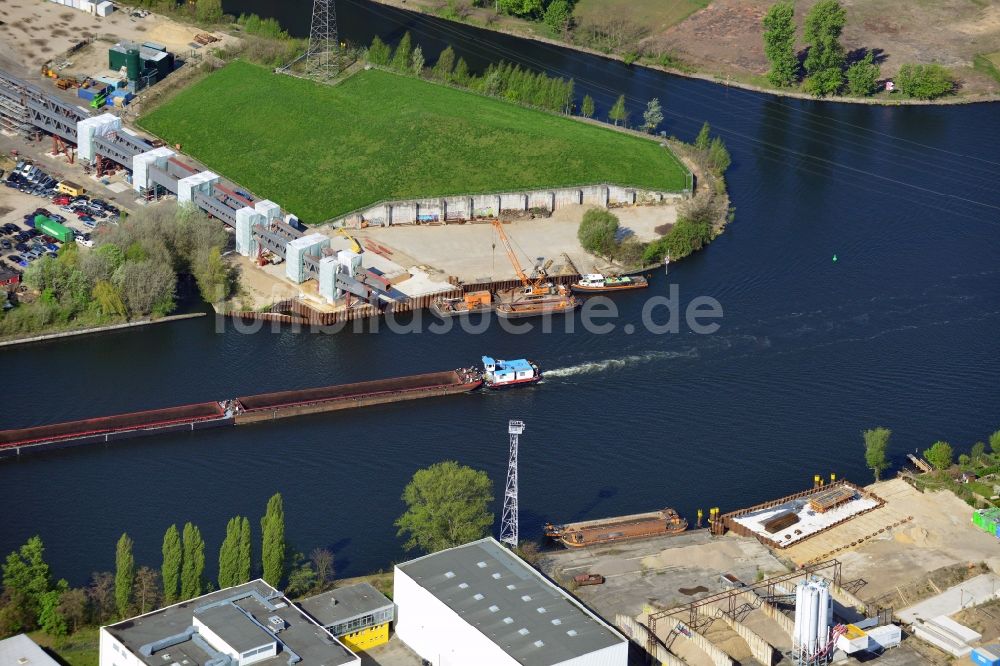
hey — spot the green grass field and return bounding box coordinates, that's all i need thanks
[139,61,688,223]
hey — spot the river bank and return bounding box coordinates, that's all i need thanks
[364,0,1000,106]
[0,312,208,347]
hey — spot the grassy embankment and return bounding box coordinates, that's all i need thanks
[28,628,98,666]
[139,61,689,224]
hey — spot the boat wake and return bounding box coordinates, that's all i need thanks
[545,349,698,378]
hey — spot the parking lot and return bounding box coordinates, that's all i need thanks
[0,159,121,274]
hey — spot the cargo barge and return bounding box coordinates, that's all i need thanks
[0,367,485,459]
[544,508,688,548]
[0,402,233,459]
[234,369,481,424]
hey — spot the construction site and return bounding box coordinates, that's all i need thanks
[539,476,1000,666]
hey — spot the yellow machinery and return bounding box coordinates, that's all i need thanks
[463,290,491,309]
[490,218,557,296]
[40,63,57,79]
[335,228,363,254]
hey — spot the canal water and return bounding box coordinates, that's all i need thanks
[2,0,999,584]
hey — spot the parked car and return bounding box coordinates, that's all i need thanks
[0,240,10,250]
[82,219,97,228]
[79,215,95,223]
[11,256,28,267]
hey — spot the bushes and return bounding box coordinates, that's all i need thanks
[577,209,619,257]
[846,52,880,96]
[642,193,720,264]
[896,63,955,100]
[642,216,713,264]
[0,205,236,339]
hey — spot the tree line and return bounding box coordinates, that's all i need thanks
[365,33,673,135]
[0,205,237,339]
[762,0,955,99]
[126,0,225,24]
[0,492,337,640]
[862,426,1000,481]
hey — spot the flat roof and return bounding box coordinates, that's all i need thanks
[299,583,394,628]
[195,602,273,653]
[0,634,60,666]
[498,359,533,373]
[397,538,624,666]
[104,580,357,666]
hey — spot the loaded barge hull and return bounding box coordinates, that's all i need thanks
[234,370,481,423]
[0,402,234,459]
[0,369,481,459]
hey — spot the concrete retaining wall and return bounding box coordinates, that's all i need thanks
[614,615,686,666]
[743,590,796,636]
[329,183,684,228]
[695,605,778,666]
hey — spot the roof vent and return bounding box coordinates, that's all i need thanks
[521,595,532,602]
[506,584,516,590]
[518,628,530,636]
[444,571,456,578]
[459,583,469,589]
[567,629,578,637]
[536,607,547,613]
[18,660,29,666]
[489,605,500,612]
[473,593,484,601]
[534,640,545,648]
[551,618,562,625]
[492,573,502,579]
[477,561,488,568]
[503,617,514,624]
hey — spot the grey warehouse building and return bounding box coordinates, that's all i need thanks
[99,579,360,666]
[394,537,628,666]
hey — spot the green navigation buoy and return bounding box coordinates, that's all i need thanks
[832,254,838,262]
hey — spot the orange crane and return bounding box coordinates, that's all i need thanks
[490,219,554,297]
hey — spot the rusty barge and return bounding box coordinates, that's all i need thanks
[0,368,483,459]
[544,508,688,548]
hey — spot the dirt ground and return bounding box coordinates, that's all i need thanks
[0,2,235,82]
[353,203,677,283]
[650,0,1000,96]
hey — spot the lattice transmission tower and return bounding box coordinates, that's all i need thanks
[500,420,524,549]
[305,0,340,81]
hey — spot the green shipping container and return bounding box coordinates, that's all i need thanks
[35,217,73,244]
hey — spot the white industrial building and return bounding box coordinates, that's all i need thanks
[394,537,627,666]
[99,579,359,666]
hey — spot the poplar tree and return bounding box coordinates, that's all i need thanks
[218,517,241,589]
[432,46,456,81]
[261,493,287,588]
[608,95,627,126]
[804,0,846,72]
[180,523,205,600]
[453,58,470,86]
[642,98,664,133]
[581,94,595,118]
[390,32,413,71]
[161,524,182,604]
[114,533,134,619]
[366,36,392,66]
[695,121,711,150]
[762,2,797,87]
[411,45,425,75]
[237,516,252,585]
